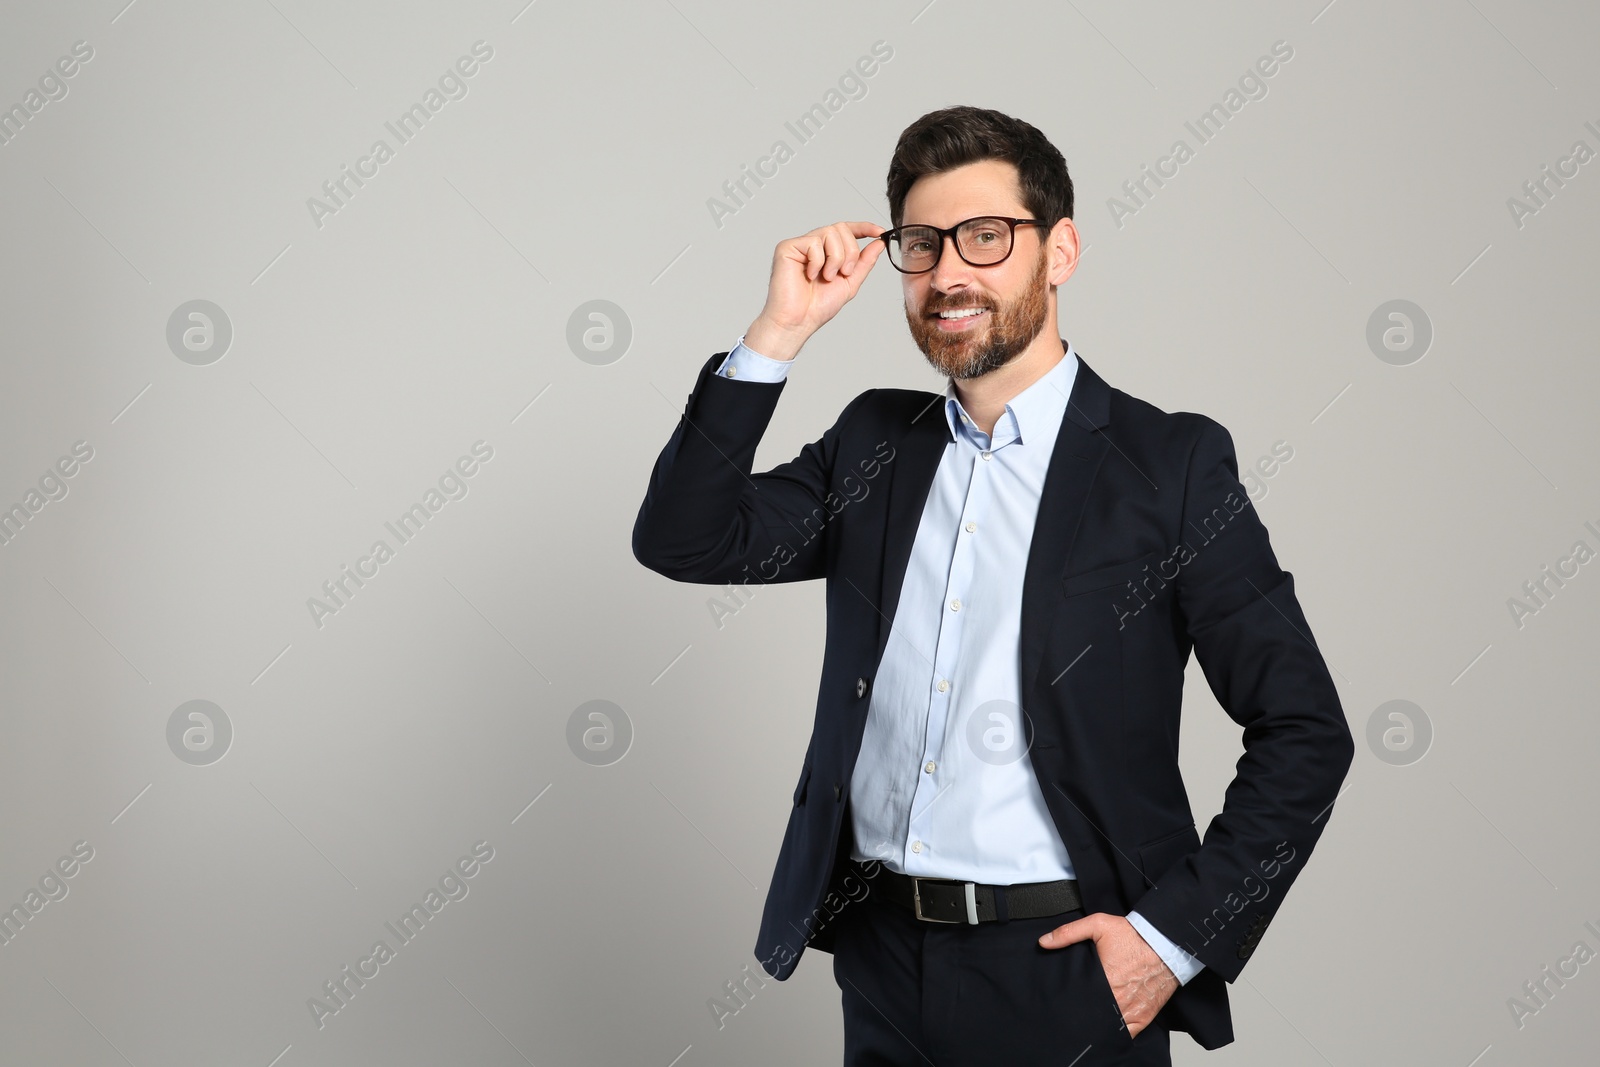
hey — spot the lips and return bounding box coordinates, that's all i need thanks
[931,306,990,332]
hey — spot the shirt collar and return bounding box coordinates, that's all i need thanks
[943,338,1079,446]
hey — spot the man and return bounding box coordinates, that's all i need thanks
[633,106,1353,1065]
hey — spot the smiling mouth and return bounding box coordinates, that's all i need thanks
[931,306,990,331]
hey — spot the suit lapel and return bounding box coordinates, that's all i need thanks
[1018,356,1112,700]
[868,348,1115,690]
[870,392,950,675]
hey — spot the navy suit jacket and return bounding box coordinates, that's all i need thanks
[632,343,1354,1050]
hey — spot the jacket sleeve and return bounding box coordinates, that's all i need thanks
[1128,416,1354,982]
[632,350,870,586]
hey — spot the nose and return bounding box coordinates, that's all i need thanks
[927,232,976,293]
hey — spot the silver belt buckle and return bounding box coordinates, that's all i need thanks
[912,876,979,924]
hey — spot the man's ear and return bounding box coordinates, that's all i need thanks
[1049,217,1080,285]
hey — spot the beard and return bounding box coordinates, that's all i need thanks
[905,244,1051,381]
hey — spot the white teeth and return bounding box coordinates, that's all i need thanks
[938,308,986,319]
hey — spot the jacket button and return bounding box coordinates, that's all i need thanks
[856,677,867,698]
[834,782,843,801]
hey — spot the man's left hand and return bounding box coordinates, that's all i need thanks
[1038,914,1177,1038]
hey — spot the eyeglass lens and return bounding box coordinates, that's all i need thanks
[890,217,1013,271]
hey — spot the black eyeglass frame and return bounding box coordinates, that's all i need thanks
[879,215,1045,274]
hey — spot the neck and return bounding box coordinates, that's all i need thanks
[951,317,1067,437]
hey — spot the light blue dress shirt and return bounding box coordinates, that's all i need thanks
[715,336,1204,985]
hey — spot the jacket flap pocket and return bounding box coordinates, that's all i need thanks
[1137,823,1200,884]
[792,762,812,807]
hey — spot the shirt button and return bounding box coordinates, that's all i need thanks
[911,840,923,854]
[924,760,936,773]
[936,679,949,693]
[965,521,976,533]
[725,365,737,377]
[981,451,992,461]
[950,598,961,611]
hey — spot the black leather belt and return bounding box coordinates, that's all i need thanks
[853,860,1082,924]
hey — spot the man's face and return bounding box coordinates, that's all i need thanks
[898,159,1053,381]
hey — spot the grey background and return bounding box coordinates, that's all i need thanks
[1,0,1595,1064]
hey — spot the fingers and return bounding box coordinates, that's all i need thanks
[1036,914,1176,1037]
[795,222,888,282]
[794,227,837,283]
[793,231,823,282]
[1038,913,1099,948]
[820,226,845,281]
[833,223,857,280]
[844,236,883,279]
[822,223,865,281]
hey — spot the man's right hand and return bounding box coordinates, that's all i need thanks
[744,220,887,362]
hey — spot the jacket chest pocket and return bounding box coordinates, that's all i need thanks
[1059,550,1161,599]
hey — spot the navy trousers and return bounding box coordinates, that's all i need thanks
[830,884,1172,1066]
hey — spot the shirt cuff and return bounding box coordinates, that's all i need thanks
[1126,910,1205,986]
[715,335,794,382]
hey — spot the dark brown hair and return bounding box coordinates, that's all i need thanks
[885,106,1073,231]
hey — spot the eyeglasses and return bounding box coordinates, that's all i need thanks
[880,215,1043,274]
